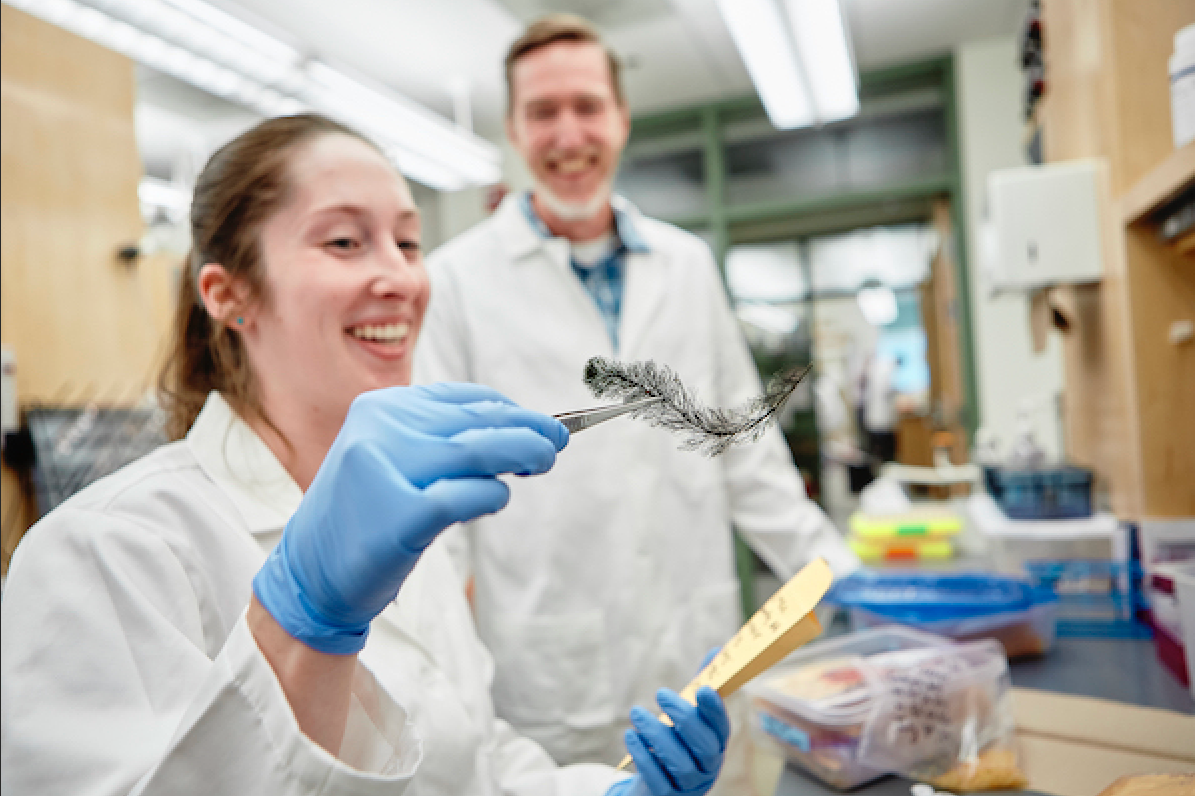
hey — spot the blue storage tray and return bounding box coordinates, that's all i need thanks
[826,570,1057,623]
[983,465,1093,520]
[1024,560,1151,639]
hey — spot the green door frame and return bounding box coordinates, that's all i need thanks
[627,56,980,617]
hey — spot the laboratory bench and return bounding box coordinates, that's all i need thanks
[768,632,1193,796]
[752,478,1194,796]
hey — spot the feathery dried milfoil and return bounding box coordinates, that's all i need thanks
[582,356,812,456]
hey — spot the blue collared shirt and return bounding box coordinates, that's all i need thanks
[519,192,650,352]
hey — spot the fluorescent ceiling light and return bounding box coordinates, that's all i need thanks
[158,0,301,67]
[715,0,813,129]
[714,0,857,130]
[304,61,498,190]
[785,0,858,123]
[4,0,500,190]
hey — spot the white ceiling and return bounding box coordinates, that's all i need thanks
[843,0,1028,69]
[136,0,1028,179]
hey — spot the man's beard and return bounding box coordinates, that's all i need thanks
[534,178,613,222]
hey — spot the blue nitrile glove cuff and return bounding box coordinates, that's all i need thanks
[253,536,372,655]
[605,778,648,796]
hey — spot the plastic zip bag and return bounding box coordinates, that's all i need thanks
[856,640,1027,791]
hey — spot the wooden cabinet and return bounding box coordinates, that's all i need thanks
[1040,0,1195,519]
[1,7,172,572]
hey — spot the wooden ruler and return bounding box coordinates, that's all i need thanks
[616,557,833,770]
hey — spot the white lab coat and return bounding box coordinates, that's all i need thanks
[414,194,859,778]
[0,392,622,796]
[864,354,898,433]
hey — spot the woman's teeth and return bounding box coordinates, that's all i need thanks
[350,323,410,343]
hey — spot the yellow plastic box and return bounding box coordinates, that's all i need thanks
[849,510,962,541]
[849,537,955,563]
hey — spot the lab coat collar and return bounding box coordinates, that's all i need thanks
[497,191,651,262]
[611,194,651,254]
[494,194,546,262]
[186,392,302,536]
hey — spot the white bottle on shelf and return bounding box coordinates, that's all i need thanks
[1172,23,1195,148]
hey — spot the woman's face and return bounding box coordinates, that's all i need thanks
[244,133,429,425]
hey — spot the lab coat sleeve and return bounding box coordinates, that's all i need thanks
[490,717,626,796]
[0,507,421,796]
[698,246,861,581]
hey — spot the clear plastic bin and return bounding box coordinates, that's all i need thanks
[826,570,1059,658]
[968,494,1117,575]
[847,600,1057,658]
[744,626,951,789]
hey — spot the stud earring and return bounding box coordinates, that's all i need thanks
[236,317,244,325]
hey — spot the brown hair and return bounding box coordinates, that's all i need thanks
[158,113,380,440]
[504,13,625,114]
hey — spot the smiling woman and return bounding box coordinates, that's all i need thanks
[159,114,416,443]
[191,131,428,489]
[1,111,730,796]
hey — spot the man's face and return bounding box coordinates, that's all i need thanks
[507,40,630,213]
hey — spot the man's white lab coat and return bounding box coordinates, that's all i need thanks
[0,393,621,796]
[414,194,858,772]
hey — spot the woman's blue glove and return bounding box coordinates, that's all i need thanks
[606,687,730,796]
[253,383,568,654]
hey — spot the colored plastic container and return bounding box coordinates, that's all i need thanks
[744,626,952,790]
[1174,562,1195,698]
[826,571,1058,658]
[849,537,954,563]
[982,465,1093,520]
[847,510,962,563]
[1024,560,1146,638]
[850,510,963,540]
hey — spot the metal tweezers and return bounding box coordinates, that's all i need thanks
[553,396,664,434]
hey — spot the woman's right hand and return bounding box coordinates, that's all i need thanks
[253,382,568,654]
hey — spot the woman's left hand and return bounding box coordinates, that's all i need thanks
[606,686,730,796]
